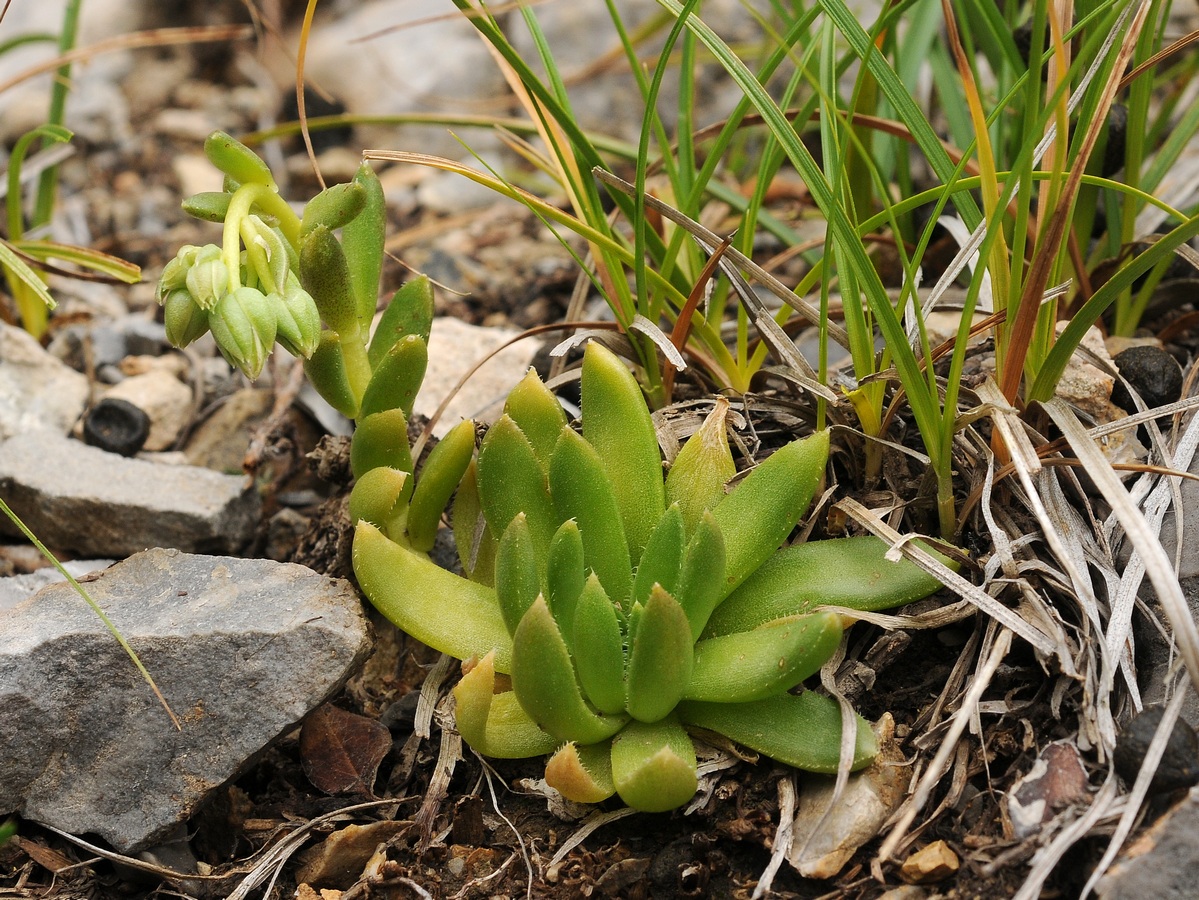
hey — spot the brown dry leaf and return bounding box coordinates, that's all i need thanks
[300,704,392,797]
[14,837,74,874]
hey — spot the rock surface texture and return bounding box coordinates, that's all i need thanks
[0,549,372,852]
[0,432,260,556]
[0,322,90,441]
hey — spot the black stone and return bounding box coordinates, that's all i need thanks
[82,398,151,457]
[1111,345,1184,414]
[1114,706,1199,794]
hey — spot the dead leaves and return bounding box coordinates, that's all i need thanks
[300,704,391,798]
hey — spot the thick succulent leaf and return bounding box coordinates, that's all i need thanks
[571,574,627,715]
[300,181,367,238]
[549,428,632,606]
[204,131,275,188]
[676,512,727,640]
[632,504,684,608]
[496,514,541,636]
[678,691,877,774]
[511,597,627,744]
[353,521,512,670]
[503,369,568,473]
[406,418,475,552]
[579,341,665,566]
[358,334,428,420]
[452,459,496,585]
[477,416,557,555]
[369,276,434,369]
[711,429,829,600]
[625,586,693,723]
[545,741,616,804]
[340,162,386,327]
[350,409,414,482]
[546,520,586,639]
[686,612,843,703]
[453,651,558,758]
[664,398,736,534]
[610,717,698,812]
[300,224,358,337]
[348,467,408,539]
[704,536,953,637]
[304,330,359,418]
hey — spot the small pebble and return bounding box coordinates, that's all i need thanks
[1111,345,1183,413]
[82,398,151,457]
[900,840,959,885]
[1113,706,1199,794]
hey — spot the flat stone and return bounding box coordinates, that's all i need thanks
[0,431,260,556]
[0,322,90,442]
[1097,787,1199,900]
[0,559,115,613]
[0,548,371,852]
[416,317,539,438]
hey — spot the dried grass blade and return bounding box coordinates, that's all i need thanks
[1044,397,1199,695]
[836,497,1056,657]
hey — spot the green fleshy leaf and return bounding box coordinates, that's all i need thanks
[545,741,616,804]
[711,429,829,600]
[369,276,435,369]
[454,651,558,759]
[341,162,387,328]
[300,224,359,337]
[664,398,736,534]
[204,131,275,188]
[452,458,496,585]
[358,333,429,420]
[300,180,367,237]
[580,341,665,566]
[503,369,568,473]
[546,519,586,638]
[678,691,877,774]
[511,597,627,744]
[496,514,541,637]
[624,586,693,723]
[354,521,512,670]
[549,428,632,606]
[704,536,953,637]
[303,330,359,418]
[632,504,685,607]
[610,717,698,812]
[676,512,726,641]
[348,467,408,538]
[686,612,842,703]
[350,409,414,482]
[571,573,627,715]
[181,191,232,223]
[477,416,557,556]
[407,418,475,552]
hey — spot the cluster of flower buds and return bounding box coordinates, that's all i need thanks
[155,131,373,381]
[156,240,322,378]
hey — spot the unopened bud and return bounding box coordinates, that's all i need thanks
[271,279,321,359]
[184,244,229,310]
[162,289,210,348]
[241,214,289,294]
[209,286,277,379]
[157,245,200,301]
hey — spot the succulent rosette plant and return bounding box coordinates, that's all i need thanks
[353,341,948,812]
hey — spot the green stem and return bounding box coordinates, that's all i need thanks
[222,183,302,290]
[32,0,81,227]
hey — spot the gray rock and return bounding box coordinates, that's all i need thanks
[0,559,115,613]
[0,431,260,556]
[0,322,89,441]
[1097,787,1199,900]
[0,548,372,852]
[300,0,507,158]
[1136,576,1199,731]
